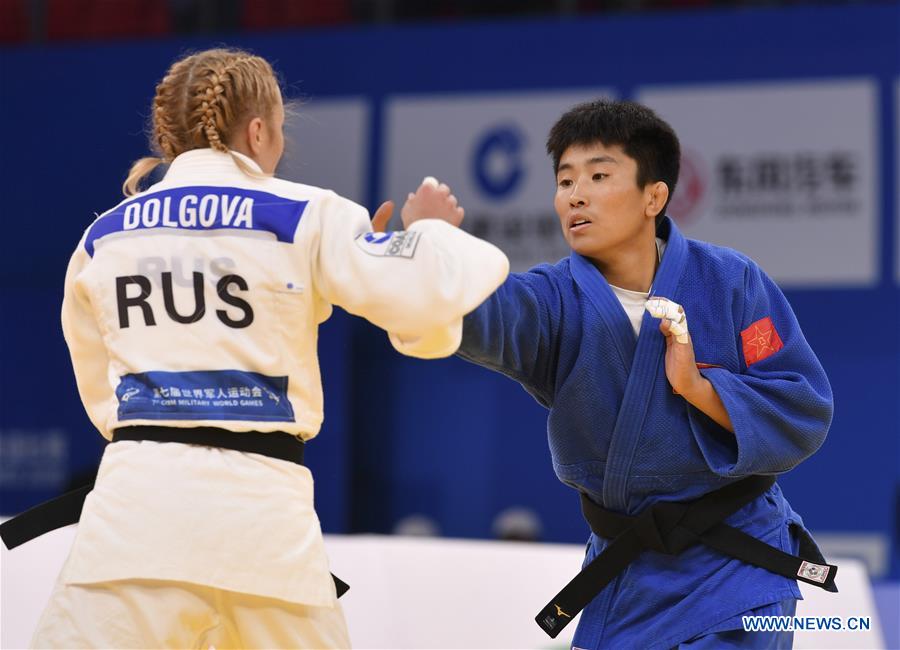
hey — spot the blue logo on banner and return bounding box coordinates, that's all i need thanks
[116,370,295,422]
[85,186,309,256]
[471,125,526,199]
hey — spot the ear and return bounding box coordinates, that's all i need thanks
[246,117,265,156]
[645,181,669,219]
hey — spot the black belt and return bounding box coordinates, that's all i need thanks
[536,475,837,638]
[0,425,349,598]
[113,425,306,464]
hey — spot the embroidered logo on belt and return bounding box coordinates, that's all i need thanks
[740,316,784,366]
[554,604,571,618]
[798,560,830,583]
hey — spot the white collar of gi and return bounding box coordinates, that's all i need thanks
[166,148,264,176]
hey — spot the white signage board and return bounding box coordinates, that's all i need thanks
[638,80,878,287]
[279,97,369,205]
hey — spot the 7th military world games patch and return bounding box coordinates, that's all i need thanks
[355,231,421,259]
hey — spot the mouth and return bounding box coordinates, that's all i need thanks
[568,215,592,232]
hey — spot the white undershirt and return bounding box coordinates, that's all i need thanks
[609,237,668,338]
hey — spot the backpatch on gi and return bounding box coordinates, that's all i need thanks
[116,370,295,422]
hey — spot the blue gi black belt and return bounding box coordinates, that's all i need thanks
[0,426,349,598]
[536,475,837,638]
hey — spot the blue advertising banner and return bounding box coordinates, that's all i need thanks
[1,4,897,576]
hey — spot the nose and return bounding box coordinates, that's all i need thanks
[569,181,587,207]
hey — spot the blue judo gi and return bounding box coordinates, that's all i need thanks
[457,218,833,649]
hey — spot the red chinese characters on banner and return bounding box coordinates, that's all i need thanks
[741,317,784,366]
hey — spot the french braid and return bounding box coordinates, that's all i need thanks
[123,49,281,196]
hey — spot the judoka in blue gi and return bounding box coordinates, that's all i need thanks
[454,100,835,649]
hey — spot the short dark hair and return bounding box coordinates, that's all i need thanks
[546,99,680,226]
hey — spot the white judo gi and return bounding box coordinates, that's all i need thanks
[32,148,509,648]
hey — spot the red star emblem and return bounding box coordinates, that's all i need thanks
[741,317,784,366]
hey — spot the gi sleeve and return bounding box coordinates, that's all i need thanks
[688,261,833,477]
[61,238,116,439]
[455,270,559,407]
[311,193,509,358]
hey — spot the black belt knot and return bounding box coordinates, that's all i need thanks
[536,475,838,638]
[631,501,690,555]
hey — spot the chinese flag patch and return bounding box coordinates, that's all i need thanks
[741,317,784,366]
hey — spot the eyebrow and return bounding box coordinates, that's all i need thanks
[557,155,619,173]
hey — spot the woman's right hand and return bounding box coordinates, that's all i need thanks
[400,179,464,229]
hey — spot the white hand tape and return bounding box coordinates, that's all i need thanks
[422,176,439,188]
[645,297,689,344]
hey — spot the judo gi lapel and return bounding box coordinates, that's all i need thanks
[576,218,689,512]
[569,254,638,374]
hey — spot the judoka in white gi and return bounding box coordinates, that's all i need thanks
[27,48,508,649]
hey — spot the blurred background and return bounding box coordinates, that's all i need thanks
[0,0,898,643]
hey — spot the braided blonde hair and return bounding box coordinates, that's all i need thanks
[123,48,282,196]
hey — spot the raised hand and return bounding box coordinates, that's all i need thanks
[645,297,734,430]
[645,297,688,343]
[645,297,701,397]
[371,200,394,233]
[400,177,464,229]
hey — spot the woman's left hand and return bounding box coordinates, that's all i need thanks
[646,298,702,398]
